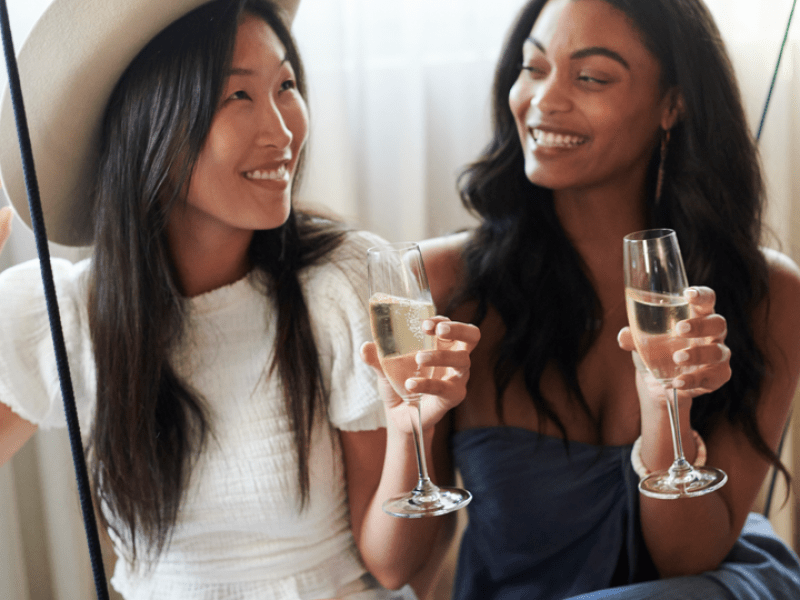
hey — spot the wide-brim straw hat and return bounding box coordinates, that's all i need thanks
[0,0,299,247]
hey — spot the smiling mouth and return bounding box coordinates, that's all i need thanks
[244,164,289,180]
[531,128,588,148]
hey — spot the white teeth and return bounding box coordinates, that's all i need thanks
[245,164,288,180]
[532,128,587,148]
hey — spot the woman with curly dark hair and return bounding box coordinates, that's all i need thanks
[408,0,800,597]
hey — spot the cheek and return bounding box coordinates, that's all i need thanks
[199,124,241,172]
[287,100,309,156]
[594,104,659,157]
[187,128,239,205]
[588,86,663,139]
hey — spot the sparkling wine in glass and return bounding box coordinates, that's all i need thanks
[367,242,472,517]
[623,228,727,499]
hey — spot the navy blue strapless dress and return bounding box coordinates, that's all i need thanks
[451,427,800,600]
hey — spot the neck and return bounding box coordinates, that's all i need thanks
[167,207,254,297]
[553,177,648,296]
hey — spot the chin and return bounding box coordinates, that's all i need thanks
[525,163,590,192]
[257,209,292,231]
[526,167,564,190]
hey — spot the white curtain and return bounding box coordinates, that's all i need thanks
[1,1,798,598]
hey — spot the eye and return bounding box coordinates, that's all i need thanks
[578,73,610,85]
[518,62,546,79]
[228,90,251,100]
[279,78,297,92]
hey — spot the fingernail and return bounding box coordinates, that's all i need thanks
[673,378,686,388]
[406,379,418,390]
[674,350,689,363]
[436,323,451,336]
[685,288,699,300]
[675,321,691,335]
[422,320,434,331]
[416,352,432,364]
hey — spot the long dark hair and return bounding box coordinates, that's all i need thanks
[87,0,345,562]
[457,0,784,476]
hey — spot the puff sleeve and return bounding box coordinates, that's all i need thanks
[304,231,388,432]
[0,258,95,430]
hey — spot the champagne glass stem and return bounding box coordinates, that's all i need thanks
[666,387,690,471]
[408,399,439,498]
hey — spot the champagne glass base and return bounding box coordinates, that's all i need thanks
[639,466,727,499]
[382,487,472,518]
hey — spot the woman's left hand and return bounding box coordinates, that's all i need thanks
[618,286,731,398]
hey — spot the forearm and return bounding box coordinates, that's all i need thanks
[351,320,478,589]
[640,490,734,577]
[354,421,452,589]
[0,401,37,467]
[638,392,698,477]
[637,397,736,576]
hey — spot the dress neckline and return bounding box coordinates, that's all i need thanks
[451,425,635,450]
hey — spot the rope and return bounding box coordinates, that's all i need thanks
[759,0,796,520]
[756,0,797,142]
[0,1,109,597]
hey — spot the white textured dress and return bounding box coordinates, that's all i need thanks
[0,231,411,600]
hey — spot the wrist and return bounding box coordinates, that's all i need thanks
[631,429,706,479]
[639,385,693,419]
[639,387,693,451]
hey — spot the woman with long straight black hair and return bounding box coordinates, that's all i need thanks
[0,1,478,597]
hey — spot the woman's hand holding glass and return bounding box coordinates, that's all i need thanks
[362,316,479,433]
[361,315,479,517]
[362,241,480,517]
[618,285,731,400]
[622,229,730,498]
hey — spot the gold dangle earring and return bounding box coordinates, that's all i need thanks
[654,128,670,204]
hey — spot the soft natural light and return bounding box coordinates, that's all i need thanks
[0,2,798,599]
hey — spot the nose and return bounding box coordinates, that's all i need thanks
[256,98,293,148]
[531,72,572,114]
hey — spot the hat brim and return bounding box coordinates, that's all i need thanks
[0,0,299,247]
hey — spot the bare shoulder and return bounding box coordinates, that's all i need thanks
[419,231,472,312]
[758,247,800,374]
[763,246,800,279]
[762,247,800,318]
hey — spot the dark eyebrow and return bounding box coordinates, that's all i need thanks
[571,46,630,70]
[525,37,630,70]
[525,36,547,55]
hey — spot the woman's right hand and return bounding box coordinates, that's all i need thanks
[0,206,12,254]
[360,316,480,434]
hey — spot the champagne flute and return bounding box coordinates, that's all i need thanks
[623,229,727,498]
[367,242,472,517]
